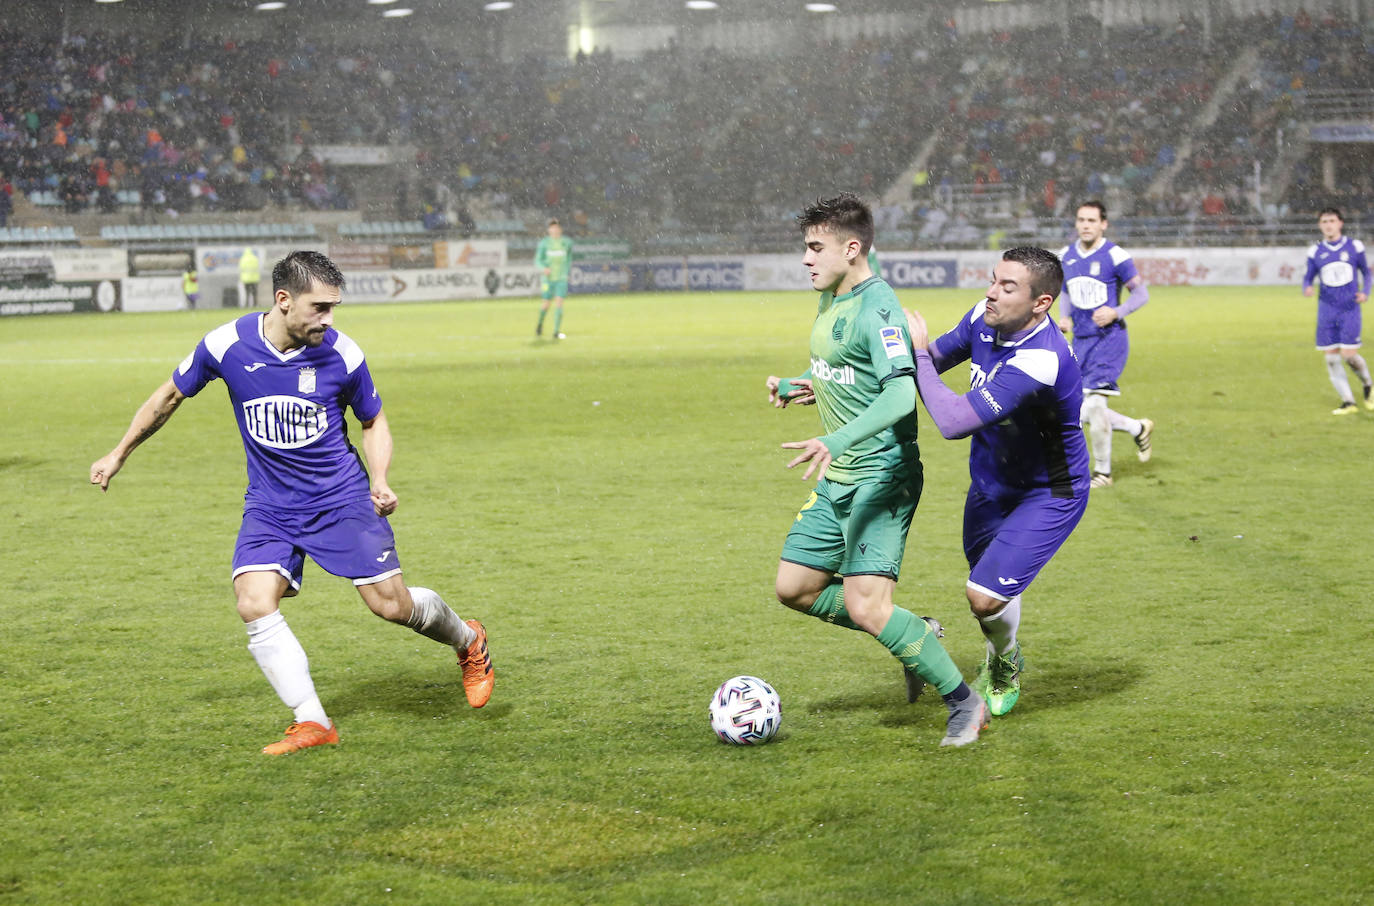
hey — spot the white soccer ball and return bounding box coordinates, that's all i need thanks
[709,675,782,745]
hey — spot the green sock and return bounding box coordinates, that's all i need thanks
[805,582,862,631]
[536,309,547,330]
[876,606,964,695]
[554,308,563,334]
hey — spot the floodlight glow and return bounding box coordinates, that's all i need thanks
[367,0,398,5]
[94,0,126,5]
[805,2,837,9]
[685,1,719,9]
[255,1,285,9]
[484,1,514,9]
[382,7,414,16]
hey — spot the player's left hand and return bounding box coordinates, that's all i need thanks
[781,437,832,481]
[1091,306,1119,327]
[903,308,929,350]
[371,483,398,517]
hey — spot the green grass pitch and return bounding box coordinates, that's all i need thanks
[2,285,1372,904]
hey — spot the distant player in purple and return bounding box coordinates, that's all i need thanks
[1056,201,1153,488]
[904,247,1089,718]
[90,251,494,755]
[1302,207,1372,415]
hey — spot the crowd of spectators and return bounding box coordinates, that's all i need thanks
[0,30,352,218]
[0,11,1369,240]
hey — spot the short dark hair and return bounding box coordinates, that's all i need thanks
[272,250,345,297]
[548,218,560,226]
[1077,200,1108,221]
[1002,246,1063,301]
[1319,207,1343,221]
[796,192,874,255]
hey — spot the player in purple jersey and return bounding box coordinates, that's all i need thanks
[1302,207,1372,415]
[90,251,494,755]
[1055,201,1153,488]
[904,247,1090,718]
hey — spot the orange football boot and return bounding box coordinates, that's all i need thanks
[458,620,494,708]
[261,720,339,755]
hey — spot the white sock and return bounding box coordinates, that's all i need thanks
[246,611,329,728]
[1082,394,1112,474]
[1346,354,1372,387]
[1326,352,1355,403]
[979,595,1021,657]
[1108,409,1142,436]
[405,586,476,650]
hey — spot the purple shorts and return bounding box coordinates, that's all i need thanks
[1074,328,1130,392]
[1315,303,1362,350]
[963,486,1087,601]
[232,498,401,595]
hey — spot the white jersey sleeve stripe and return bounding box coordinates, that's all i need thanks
[205,321,241,363]
[331,329,366,375]
[1008,347,1060,386]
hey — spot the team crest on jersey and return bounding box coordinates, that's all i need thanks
[1090,261,1101,276]
[832,317,846,342]
[879,326,907,359]
[298,367,316,393]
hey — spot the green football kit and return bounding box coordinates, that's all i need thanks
[778,273,966,700]
[536,235,572,299]
[781,275,922,579]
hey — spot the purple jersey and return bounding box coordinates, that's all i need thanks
[172,313,383,511]
[933,301,1089,499]
[1304,237,1370,310]
[1058,240,1140,338]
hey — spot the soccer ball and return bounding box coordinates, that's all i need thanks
[709,675,781,745]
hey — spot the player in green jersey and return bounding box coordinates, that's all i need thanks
[766,193,988,747]
[535,218,573,340]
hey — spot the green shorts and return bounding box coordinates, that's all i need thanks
[780,471,923,580]
[541,278,569,300]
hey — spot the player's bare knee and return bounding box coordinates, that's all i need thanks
[236,595,278,623]
[775,584,813,612]
[966,588,1004,619]
[368,595,409,623]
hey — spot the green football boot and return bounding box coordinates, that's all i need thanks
[985,645,1024,716]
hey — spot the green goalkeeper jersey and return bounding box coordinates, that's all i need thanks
[809,275,920,483]
[535,235,573,281]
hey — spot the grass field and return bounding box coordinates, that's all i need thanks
[2,284,1372,904]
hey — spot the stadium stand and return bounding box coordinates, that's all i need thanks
[0,226,78,245]
[0,10,1368,252]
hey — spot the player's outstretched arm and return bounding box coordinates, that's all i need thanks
[360,409,398,517]
[89,379,186,491]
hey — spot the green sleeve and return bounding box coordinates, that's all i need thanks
[818,375,915,458]
[776,367,813,398]
[535,239,548,269]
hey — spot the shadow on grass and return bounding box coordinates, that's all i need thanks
[805,656,1146,728]
[326,672,513,721]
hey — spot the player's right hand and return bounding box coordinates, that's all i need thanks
[89,453,123,491]
[767,376,815,408]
